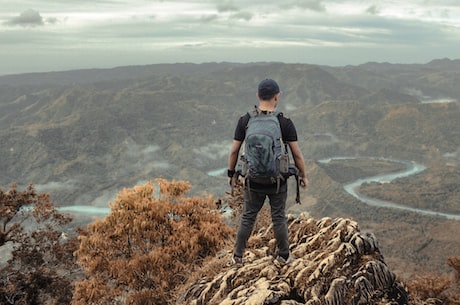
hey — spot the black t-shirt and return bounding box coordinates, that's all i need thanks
[233,111,298,143]
[233,111,298,193]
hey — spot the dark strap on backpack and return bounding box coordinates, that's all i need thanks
[295,174,301,204]
[245,106,289,153]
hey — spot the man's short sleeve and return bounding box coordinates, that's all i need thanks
[280,116,298,142]
[233,113,250,141]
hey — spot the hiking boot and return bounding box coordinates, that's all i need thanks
[274,255,294,267]
[231,255,243,267]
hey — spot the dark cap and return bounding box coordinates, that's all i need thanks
[258,79,280,100]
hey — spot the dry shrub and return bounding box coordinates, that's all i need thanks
[447,256,460,304]
[72,179,234,305]
[226,179,245,226]
[0,184,79,305]
[407,274,451,299]
[448,256,460,282]
[407,256,460,305]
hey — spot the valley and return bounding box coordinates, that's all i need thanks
[1,60,459,278]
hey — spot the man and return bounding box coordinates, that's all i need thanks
[227,78,308,266]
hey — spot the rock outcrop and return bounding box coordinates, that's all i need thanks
[180,214,408,305]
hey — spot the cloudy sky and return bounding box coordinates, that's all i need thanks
[1,0,459,75]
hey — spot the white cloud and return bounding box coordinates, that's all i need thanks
[193,140,231,161]
[119,140,171,175]
[5,9,44,26]
[0,0,459,74]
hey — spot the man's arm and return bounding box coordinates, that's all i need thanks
[228,139,243,173]
[288,141,308,187]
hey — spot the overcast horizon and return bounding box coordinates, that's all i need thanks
[1,0,460,76]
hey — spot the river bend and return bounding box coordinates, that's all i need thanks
[318,157,460,220]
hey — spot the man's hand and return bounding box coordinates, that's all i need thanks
[300,176,308,188]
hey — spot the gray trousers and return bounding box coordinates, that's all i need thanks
[234,186,289,259]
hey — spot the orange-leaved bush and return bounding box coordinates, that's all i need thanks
[72,179,234,305]
[407,256,460,305]
[0,184,78,305]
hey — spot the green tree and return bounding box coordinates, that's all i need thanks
[73,179,234,305]
[0,184,79,304]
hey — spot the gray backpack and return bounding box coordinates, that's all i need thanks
[241,108,289,191]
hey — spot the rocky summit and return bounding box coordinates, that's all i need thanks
[180,214,407,305]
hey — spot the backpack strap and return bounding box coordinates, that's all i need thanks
[295,173,301,204]
[250,105,283,118]
[246,106,288,153]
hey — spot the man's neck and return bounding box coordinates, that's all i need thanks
[258,101,276,112]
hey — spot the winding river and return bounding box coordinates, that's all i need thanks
[57,157,460,221]
[58,205,110,216]
[318,157,460,220]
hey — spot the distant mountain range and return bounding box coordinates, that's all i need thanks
[1,59,459,207]
[2,58,460,98]
[2,59,460,276]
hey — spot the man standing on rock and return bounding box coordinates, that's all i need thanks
[227,78,308,266]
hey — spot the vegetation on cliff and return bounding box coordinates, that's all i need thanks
[72,179,233,305]
[1,182,459,304]
[0,184,80,304]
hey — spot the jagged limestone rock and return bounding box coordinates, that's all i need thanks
[180,214,408,305]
